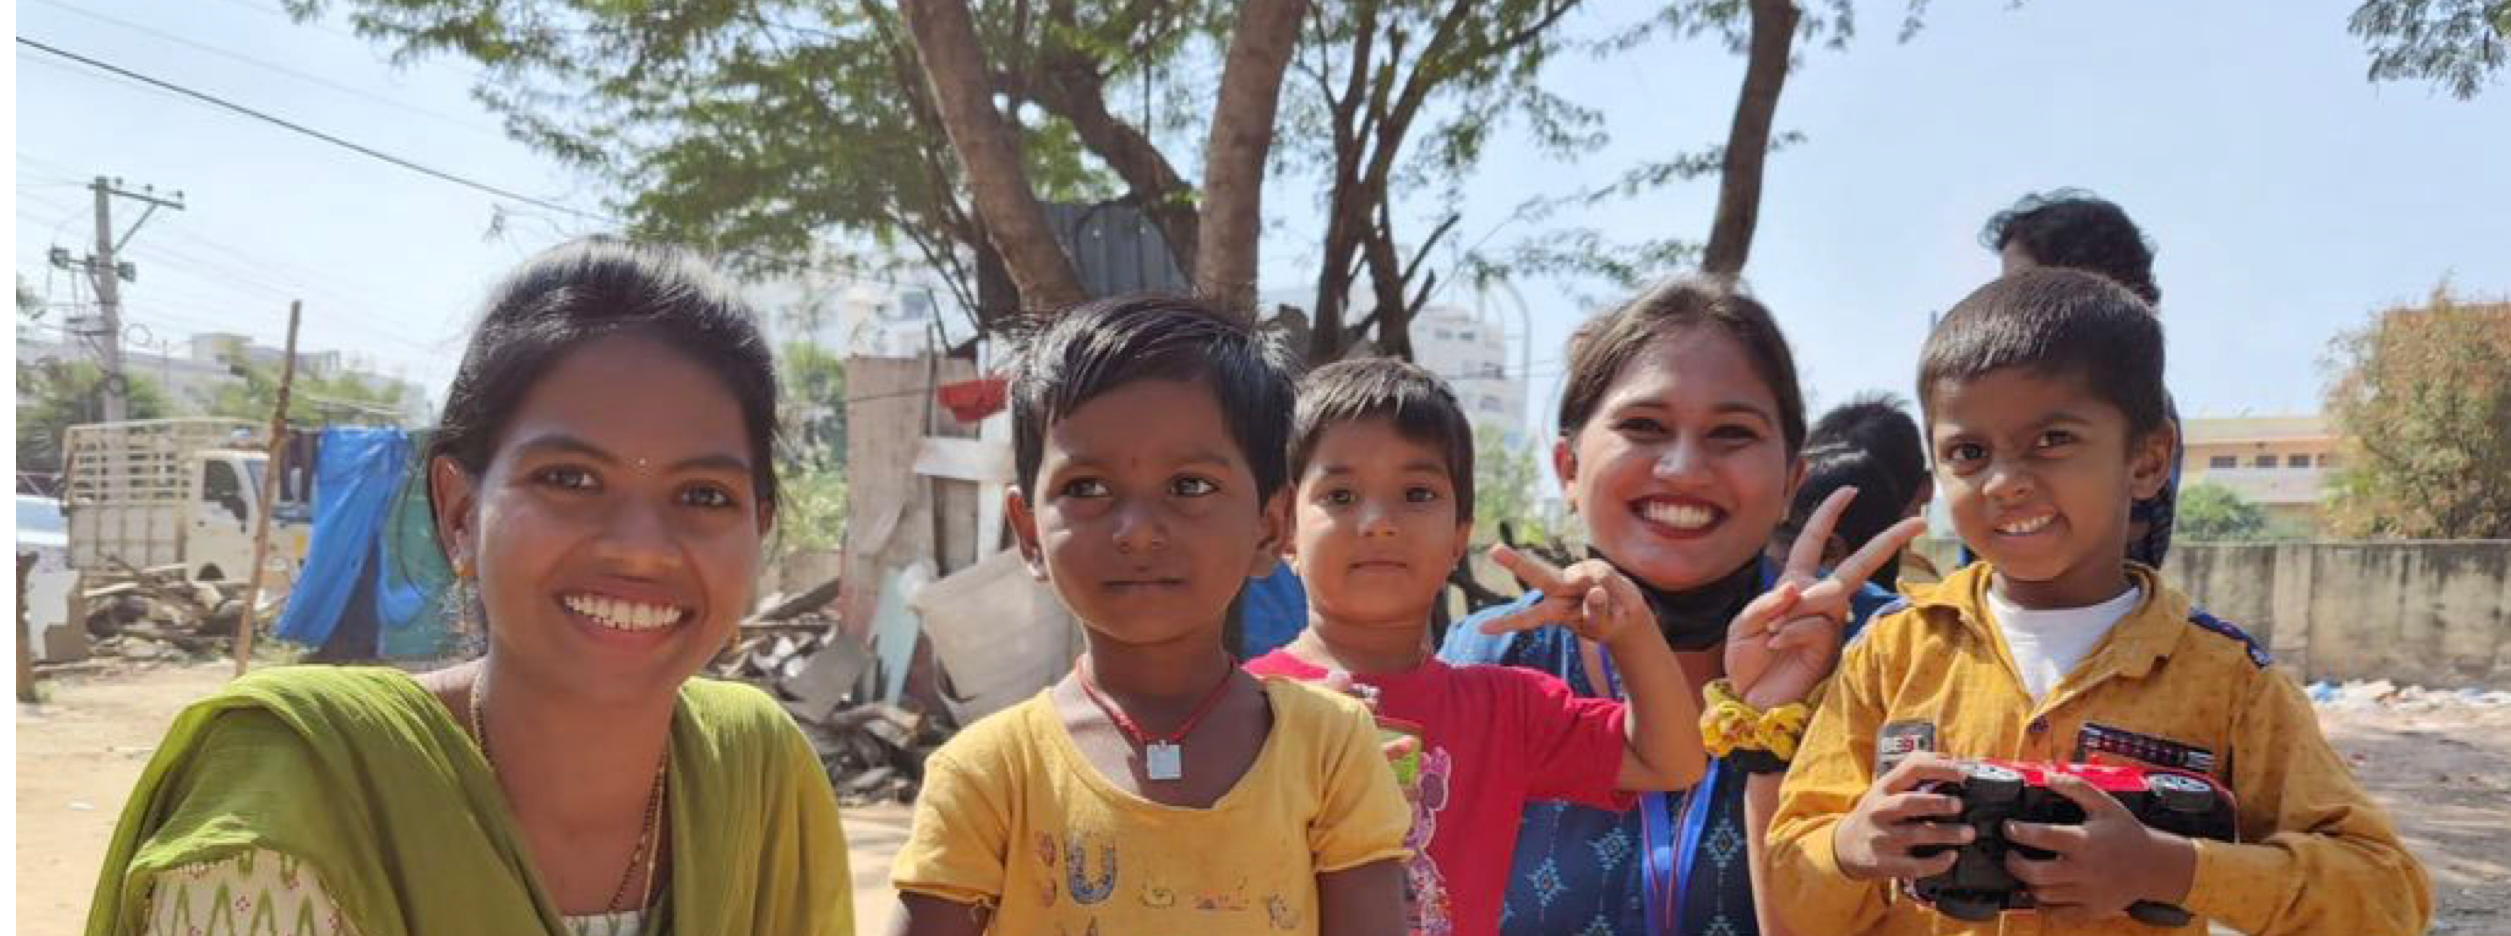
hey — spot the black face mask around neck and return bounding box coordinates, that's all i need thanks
[1586,547,1763,652]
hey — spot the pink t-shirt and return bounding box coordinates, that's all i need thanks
[1246,650,1633,936]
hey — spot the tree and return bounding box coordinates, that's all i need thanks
[2175,483,2269,542]
[2350,0,2510,99]
[774,461,849,557]
[1471,424,1552,544]
[1459,0,1876,304]
[2324,286,2511,539]
[294,0,1895,358]
[208,361,412,426]
[16,362,173,477]
[899,0,1095,311]
[1701,0,1804,278]
[779,342,849,471]
[302,0,2463,335]
[763,341,851,560]
[1283,0,1583,363]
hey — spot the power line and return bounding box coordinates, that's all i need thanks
[145,223,453,329]
[20,44,986,315]
[18,36,607,224]
[26,0,507,139]
[22,172,474,339]
[18,40,981,321]
[17,150,88,176]
[121,250,446,353]
[102,241,453,353]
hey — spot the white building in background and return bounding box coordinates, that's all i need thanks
[1411,304,1529,444]
[812,280,952,359]
[2180,415,2342,528]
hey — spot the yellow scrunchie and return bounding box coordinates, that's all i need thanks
[1700,678,1811,762]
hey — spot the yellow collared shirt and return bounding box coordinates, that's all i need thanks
[1768,563,2432,936]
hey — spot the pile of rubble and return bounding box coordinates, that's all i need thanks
[76,564,275,661]
[2309,679,2511,711]
[715,576,951,805]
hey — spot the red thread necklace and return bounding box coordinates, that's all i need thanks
[1074,656,1235,782]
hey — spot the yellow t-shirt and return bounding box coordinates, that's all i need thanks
[892,677,1412,934]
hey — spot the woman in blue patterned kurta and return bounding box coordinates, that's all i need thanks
[1440,280,1901,936]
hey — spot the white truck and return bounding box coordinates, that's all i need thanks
[60,418,311,592]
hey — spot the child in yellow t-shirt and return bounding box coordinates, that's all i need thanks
[887,295,1411,936]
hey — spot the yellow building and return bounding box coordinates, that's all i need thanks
[2179,415,2340,528]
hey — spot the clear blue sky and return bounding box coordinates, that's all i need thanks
[15,0,2509,442]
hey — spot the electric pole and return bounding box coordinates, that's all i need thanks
[48,176,185,422]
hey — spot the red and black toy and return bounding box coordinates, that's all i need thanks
[1909,759,2238,927]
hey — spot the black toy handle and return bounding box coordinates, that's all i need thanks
[2127,900,2194,927]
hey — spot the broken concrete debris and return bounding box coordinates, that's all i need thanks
[71,564,278,661]
[716,575,948,804]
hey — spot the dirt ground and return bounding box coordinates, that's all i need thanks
[17,660,2508,935]
[2315,703,2511,936]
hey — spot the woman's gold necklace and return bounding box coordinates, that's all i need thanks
[470,671,668,914]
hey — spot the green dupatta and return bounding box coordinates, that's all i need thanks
[84,666,852,935]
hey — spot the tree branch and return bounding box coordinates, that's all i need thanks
[1020,0,1205,278]
[1399,211,1462,294]
[1701,0,1801,278]
[900,0,1086,310]
[1026,61,1203,277]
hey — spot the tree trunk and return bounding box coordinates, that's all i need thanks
[900,0,1088,310]
[1196,0,1309,313]
[1701,0,1800,279]
[1362,203,1414,360]
[1026,35,1204,281]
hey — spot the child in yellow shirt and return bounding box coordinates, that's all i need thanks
[1767,269,2430,935]
[887,295,1411,935]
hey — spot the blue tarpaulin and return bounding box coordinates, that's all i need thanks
[277,428,451,656]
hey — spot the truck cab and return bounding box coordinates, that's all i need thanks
[62,419,311,591]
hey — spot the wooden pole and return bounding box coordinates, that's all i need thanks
[17,553,38,703]
[235,301,302,677]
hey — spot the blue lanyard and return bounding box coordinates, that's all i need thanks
[1601,647,1714,935]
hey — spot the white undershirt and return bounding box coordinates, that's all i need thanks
[1985,584,2144,703]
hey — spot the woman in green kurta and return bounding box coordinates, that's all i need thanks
[84,239,853,936]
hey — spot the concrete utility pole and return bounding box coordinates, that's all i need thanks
[49,177,186,422]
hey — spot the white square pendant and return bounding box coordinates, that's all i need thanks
[1145,742,1183,781]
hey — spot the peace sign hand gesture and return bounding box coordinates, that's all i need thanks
[1725,486,1926,709]
[1475,544,1655,647]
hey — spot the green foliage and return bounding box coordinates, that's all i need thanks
[285,0,1161,316]
[1444,0,1906,300]
[2325,285,2511,539]
[768,342,849,560]
[2175,483,2269,542]
[15,362,173,476]
[288,0,1884,355]
[778,342,848,471]
[773,458,848,557]
[2349,0,2510,99]
[1471,423,1558,545]
[286,0,1963,375]
[208,360,410,425]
